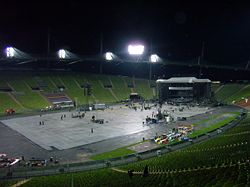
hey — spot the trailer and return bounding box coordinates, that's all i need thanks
[93,103,106,110]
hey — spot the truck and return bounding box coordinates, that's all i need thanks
[93,104,106,110]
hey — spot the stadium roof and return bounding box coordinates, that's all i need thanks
[156,77,211,84]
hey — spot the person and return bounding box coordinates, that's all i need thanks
[39,121,42,125]
[50,157,53,162]
[142,165,149,177]
[61,115,63,120]
[64,114,66,118]
[92,115,95,121]
[105,161,111,167]
[128,169,134,179]
[91,128,93,133]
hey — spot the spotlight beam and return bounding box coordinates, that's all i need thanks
[17,59,37,65]
[67,60,83,65]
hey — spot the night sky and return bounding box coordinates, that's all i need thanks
[1,1,250,73]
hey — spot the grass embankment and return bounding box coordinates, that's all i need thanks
[188,114,238,138]
[90,141,150,160]
[90,148,135,161]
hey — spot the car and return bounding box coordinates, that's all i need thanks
[5,108,15,115]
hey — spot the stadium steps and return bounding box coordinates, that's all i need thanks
[7,92,25,109]
[48,76,58,88]
[5,81,25,109]
[49,75,66,90]
[35,75,57,92]
[0,79,12,92]
[6,82,16,92]
[122,77,134,93]
[23,77,40,90]
[107,76,120,101]
[59,75,88,105]
[97,79,119,102]
[33,76,48,91]
[215,84,245,102]
[72,77,84,90]
[10,179,31,187]
[83,74,116,103]
[74,74,97,104]
[109,88,119,101]
[134,78,154,100]
[96,75,119,101]
[24,79,52,107]
[228,84,250,104]
[7,79,50,109]
[109,76,131,101]
[0,93,23,114]
[212,83,222,93]
[225,84,250,103]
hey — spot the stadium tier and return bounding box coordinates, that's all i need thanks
[10,114,250,187]
[1,72,250,115]
[0,72,156,115]
[214,83,246,102]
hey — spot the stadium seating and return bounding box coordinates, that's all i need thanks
[134,78,154,100]
[225,84,250,103]
[6,78,49,110]
[211,83,220,93]
[1,72,250,115]
[109,76,131,101]
[214,83,246,103]
[0,72,155,115]
[18,114,250,186]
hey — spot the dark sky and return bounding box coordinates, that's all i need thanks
[1,1,250,65]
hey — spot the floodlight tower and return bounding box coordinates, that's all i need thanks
[99,33,103,74]
[149,54,160,81]
[127,43,145,79]
[105,52,114,61]
[58,49,66,59]
[5,47,15,58]
[128,44,144,57]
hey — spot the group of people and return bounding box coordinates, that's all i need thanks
[71,112,85,119]
[128,165,149,179]
[39,121,45,125]
[61,114,66,120]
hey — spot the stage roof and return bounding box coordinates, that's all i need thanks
[156,77,211,84]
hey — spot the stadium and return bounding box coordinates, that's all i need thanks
[1,1,250,187]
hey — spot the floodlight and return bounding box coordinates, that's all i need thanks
[58,49,66,59]
[150,54,159,63]
[128,44,144,55]
[105,52,113,61]
[5,47,15,58]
